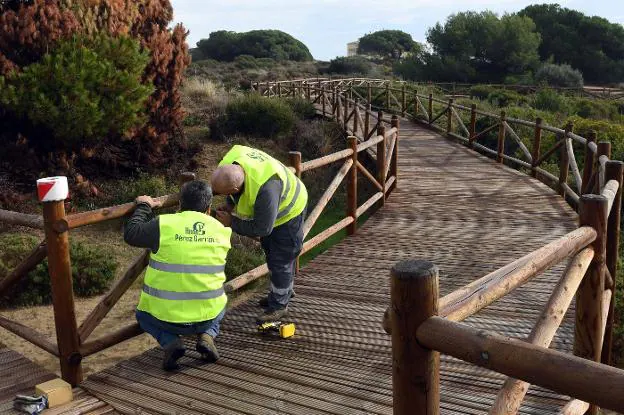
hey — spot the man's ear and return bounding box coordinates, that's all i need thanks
[206,207,211,216]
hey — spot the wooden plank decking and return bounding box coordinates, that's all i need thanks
[0,344,117,415]
[80,120,578,414]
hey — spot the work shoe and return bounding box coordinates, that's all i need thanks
[162,337,185,371]
[196,333,219,363]
[258,290,296,308]
[256,306,288,324]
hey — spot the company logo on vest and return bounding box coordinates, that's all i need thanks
[185,222,206,236]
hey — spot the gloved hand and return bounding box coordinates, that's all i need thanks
[13,395,47,415]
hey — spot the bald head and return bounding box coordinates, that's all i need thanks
[211,164,245,195]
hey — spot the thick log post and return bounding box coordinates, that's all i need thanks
[390,116,399,193]
[497,111,506,163]
[582,131,597,194]
[391,260,440,415]
[377,124,387,206]
[41,179,82,385]
[559,122,573,197]
[602,161,624,365]
[347,136,358,235]
[428,93,433,123]
[446,98,454,134]
[532,117,543,178]
[401,84,406,117]
[469,104,477,148]
[576,194,608,415]
[289,151,303,275]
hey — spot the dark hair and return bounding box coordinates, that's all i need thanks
[180,180,213,213]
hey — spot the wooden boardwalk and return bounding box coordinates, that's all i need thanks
[80,120,578,414]
[0,344,117,415]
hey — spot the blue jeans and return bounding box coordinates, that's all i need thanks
[135,309,225,347]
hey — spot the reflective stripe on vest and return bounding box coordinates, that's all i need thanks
[148,258,225,275]
[276,172,301,220]
[137,211,231,323]
[142,284,225,300]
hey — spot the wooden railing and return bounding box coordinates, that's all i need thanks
[259,77,624,414]
[257,78,620,211]
[0,100,399,385]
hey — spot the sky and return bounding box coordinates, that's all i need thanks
[170,0,624,61]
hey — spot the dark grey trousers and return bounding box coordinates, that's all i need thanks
[261,210,305,310]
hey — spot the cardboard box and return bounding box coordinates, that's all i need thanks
[35,378,72,408]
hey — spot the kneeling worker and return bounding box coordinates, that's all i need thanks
[211,145,308,323]
[124,180,232,371]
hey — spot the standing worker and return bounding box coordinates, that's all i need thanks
[124,180,232,371]
[211,145,308,323]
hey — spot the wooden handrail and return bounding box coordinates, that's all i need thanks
[489,247,594,414]
[80,323,143,357]
[300,148,353,172]
[0,209,44,229]
[416,316,624,413]
[439,226,596,322]
[66,193,180,229]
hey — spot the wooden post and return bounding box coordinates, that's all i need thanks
[265,81,270,97]
[531,117,543,178]
[602,160,623,365]
[390,260,440,415]
[365,104,371,139]
[353,99,359,135]
[582,131,597,194]
[347,136,358,235]
[413,90,419,118]
[321,86,326,116]
[344,94,349,127]
[446,98,454,134]
[367,82,372,105]
[290,151,303,275]
[179,172,196,186]
[377,124,387,206]
[428,93,433,123]
[41,178,82,385]
[497,111,506,163]
[559,122,573,197]
[576,194,608,415]
[386,83,390,110]
[401,84,406,117]
[277,83,282,98]
[390,115,399,192]
[468,104,477,148]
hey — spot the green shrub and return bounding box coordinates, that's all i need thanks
[566,116,624,162]
[213,94,296,139]
[0,235,117,307]
[284,98,316,120]
[487,89,528,107]
[234,55,260,69]
[571,98,619,120]
[470,85,495,100]
[327,56,372,75]
[224,245,265,280]
[535,63,584,88]
[533,89,571,114]
[1,34,152,150]
[104,174,175,206]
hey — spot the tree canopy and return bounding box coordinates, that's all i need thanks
[519,4,624,84]
[357,30,420,60]
[423,11,541,82]
[196,30,313,62]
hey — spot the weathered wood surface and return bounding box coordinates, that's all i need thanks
[0,344,117,414]
[80,119,578,414]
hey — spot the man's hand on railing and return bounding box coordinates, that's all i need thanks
[135,195,162,209]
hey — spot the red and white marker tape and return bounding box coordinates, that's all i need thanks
[36,177,69,202]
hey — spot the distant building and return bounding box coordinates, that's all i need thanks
[347,41,359,57]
